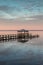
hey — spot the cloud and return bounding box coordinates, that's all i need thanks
[24,18,35,20]
[0,9,43,21]
[0,10,21,19]
[0,0,43,19]
[29,15,43,20]
[0,11,14,19]
[0,6,9,11]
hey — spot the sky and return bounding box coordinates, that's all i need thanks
[0,0,43,30]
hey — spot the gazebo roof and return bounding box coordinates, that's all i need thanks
[17,29,28,32]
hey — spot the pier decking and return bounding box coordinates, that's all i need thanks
[0,29,39,43]
[0,34,17,41]
[0,33,39,43]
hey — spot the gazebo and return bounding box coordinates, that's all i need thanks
[17,29,29,39]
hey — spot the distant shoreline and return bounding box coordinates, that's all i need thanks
[0,30,43,31]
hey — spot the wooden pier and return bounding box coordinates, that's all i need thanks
[0,29,39,43]
[0,34,17,41]
[0,33,39,43]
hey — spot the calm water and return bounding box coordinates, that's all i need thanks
[0,31,43,65]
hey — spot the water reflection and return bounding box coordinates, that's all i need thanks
[17,33,39,43]
[0,31,43,65]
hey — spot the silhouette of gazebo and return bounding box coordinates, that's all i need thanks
[17,29,28,32]
[17,29,29,39]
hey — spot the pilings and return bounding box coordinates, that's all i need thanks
[0,34,17,42]
[0,34,39,43]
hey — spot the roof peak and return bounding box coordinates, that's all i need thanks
[17,29,28,32]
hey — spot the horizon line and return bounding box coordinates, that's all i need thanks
[0,30,43,31]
